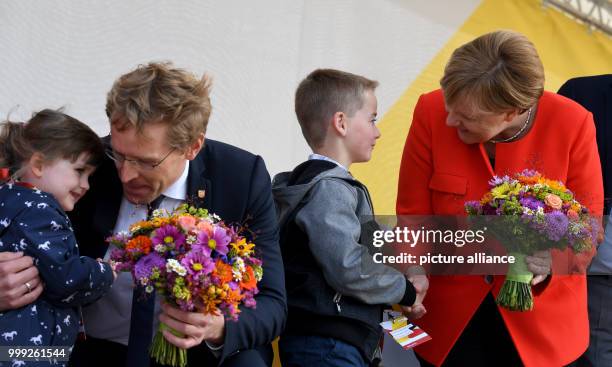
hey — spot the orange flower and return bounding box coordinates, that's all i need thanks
[518,175,539,185]
[480,192,493,205]
[129,220,154,232]
[542,179,566,192]
[570,204,582,213]
[213,260,233,283]
[199,293,221,314]
[240,266,258,290]
[125,235,152,255]
[151,217,172,228]
[224,288,243,309]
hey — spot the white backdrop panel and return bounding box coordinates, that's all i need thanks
[0,0,479,175]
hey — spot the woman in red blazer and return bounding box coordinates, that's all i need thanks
[397,30,603,367]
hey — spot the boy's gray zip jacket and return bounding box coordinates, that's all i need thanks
[272,160,416,362]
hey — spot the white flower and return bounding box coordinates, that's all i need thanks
[232,268,243,281]
[154,244,166,253]
[166,259,187,276]
[186,235,197,244]
[232,258,246,281]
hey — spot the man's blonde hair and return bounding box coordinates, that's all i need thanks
[441,30,544,113]
[295,69,378,149]
[106,62,212,149]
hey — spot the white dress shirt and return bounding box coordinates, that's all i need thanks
[308,153,348,171]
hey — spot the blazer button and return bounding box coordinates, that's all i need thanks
[484,275,493,284]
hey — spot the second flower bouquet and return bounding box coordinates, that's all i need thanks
[465,169,599,311]
[108,204,263,367]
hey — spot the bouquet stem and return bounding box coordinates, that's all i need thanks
[150,323,188,367]
[496,252,534,311]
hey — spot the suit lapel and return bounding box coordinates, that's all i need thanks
[187,151,212,210]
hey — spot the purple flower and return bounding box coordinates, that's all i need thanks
[152,225,186,250]
[483,204,497,215]
[109,247,126,262]
[181,247,215,277]
[134,252,166,281]
[520,197,543,211]
[242,289,258,308]
[106,232,130,246]
[247,257,263,267]
[196,226,231,256]
[544,210,569,241]
[465,201,482,214]
[488,176,506,187]
[223,303,240,321]
[519,169,538,177]
[589,217,600,245]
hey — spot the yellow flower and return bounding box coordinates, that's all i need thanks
[230,238,255,256]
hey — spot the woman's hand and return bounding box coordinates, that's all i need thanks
[403,265,429,319]
[526,250,552,285]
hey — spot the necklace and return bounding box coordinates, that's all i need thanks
[489,107,532,144]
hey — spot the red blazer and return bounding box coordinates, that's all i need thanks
[396,90,603,367]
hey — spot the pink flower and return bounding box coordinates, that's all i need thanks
[196,221,213,236]
[196,226,231,256]
[178,215,196,232]
[545,194,563,210]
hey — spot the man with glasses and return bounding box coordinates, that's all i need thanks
[0,62,286,367]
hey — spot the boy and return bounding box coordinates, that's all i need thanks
[273,69,427,367]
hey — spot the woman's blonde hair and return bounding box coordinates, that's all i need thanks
[440,30,544,113]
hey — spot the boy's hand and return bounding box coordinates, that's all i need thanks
[401,303,427,319]
[0,252,43,311]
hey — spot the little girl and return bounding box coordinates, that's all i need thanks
[0,110,115,365]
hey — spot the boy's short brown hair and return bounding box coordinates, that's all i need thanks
[106,61,212,149]
[295,69,378,149]
[440,30,544,113]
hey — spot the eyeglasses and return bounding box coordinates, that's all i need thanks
[105,148,176,171]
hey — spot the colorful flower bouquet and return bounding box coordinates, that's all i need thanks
[465,170,599,311]
[108,204,263,367]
